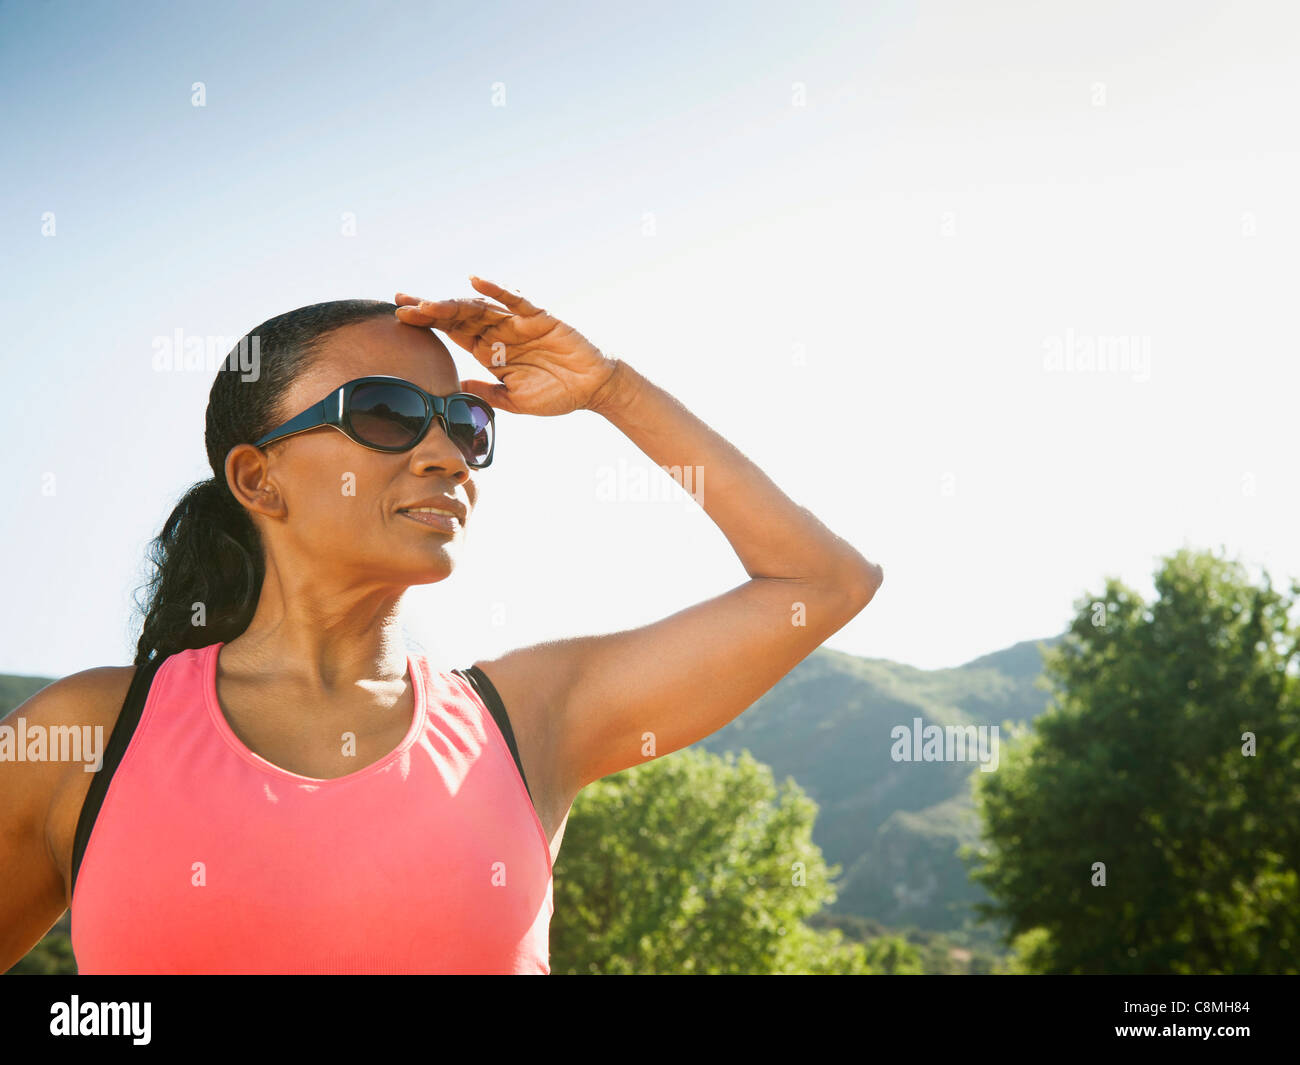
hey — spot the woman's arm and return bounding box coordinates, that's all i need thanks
[516,360,880,794]
[395,278,882,799]
[591,358,880,588]
[0,668,133,971]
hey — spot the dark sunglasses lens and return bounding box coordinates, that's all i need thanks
[349,383,427,448]
[447,397,493,465]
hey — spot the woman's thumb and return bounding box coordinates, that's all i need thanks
[459,378,512,412]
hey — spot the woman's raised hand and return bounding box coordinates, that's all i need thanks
[394,277,623,417]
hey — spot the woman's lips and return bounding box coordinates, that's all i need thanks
[398,510,458,533]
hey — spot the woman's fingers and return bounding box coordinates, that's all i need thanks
[395,297,512,334]
[394,296,463,322]
[468,275,544,317]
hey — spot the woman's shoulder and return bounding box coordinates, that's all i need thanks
[6,664,143,801]
[2,665,141,879]
[4,664,138,735]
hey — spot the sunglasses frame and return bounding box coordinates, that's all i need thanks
[252,375,495,468]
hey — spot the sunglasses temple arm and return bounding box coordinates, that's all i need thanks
[252,398,332,448]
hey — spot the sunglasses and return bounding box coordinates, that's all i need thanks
[253,376,495,468]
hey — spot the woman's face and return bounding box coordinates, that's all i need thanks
[252,315,479,588]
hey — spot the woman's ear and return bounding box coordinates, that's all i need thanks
[225,443,286,520]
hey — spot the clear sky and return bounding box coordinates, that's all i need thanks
[2,0,1297,678]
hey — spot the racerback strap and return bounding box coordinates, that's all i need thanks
[70,652,166,901]
[453,665,532,805]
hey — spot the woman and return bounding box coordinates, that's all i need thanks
[0,276,883,974]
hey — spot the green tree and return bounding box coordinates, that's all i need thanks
[551,746,920,974]
[967,547,1300,974]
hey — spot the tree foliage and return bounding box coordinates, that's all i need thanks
[967,547,1300,973]
[551,746,920,974]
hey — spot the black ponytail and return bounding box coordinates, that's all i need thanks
[132,298,399,667]
[132,476,264,667]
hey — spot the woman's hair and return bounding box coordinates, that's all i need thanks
[131,299,397,667]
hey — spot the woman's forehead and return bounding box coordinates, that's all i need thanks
[300,317,461,395]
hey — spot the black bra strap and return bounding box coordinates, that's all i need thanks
[70,653,166,901]
[453,665,532,805]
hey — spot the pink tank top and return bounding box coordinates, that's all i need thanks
[71,641,553,974]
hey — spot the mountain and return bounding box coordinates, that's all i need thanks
[694,636,1063,932]
[0,673,55,718]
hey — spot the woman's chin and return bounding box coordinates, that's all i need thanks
[397,552,457,586]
